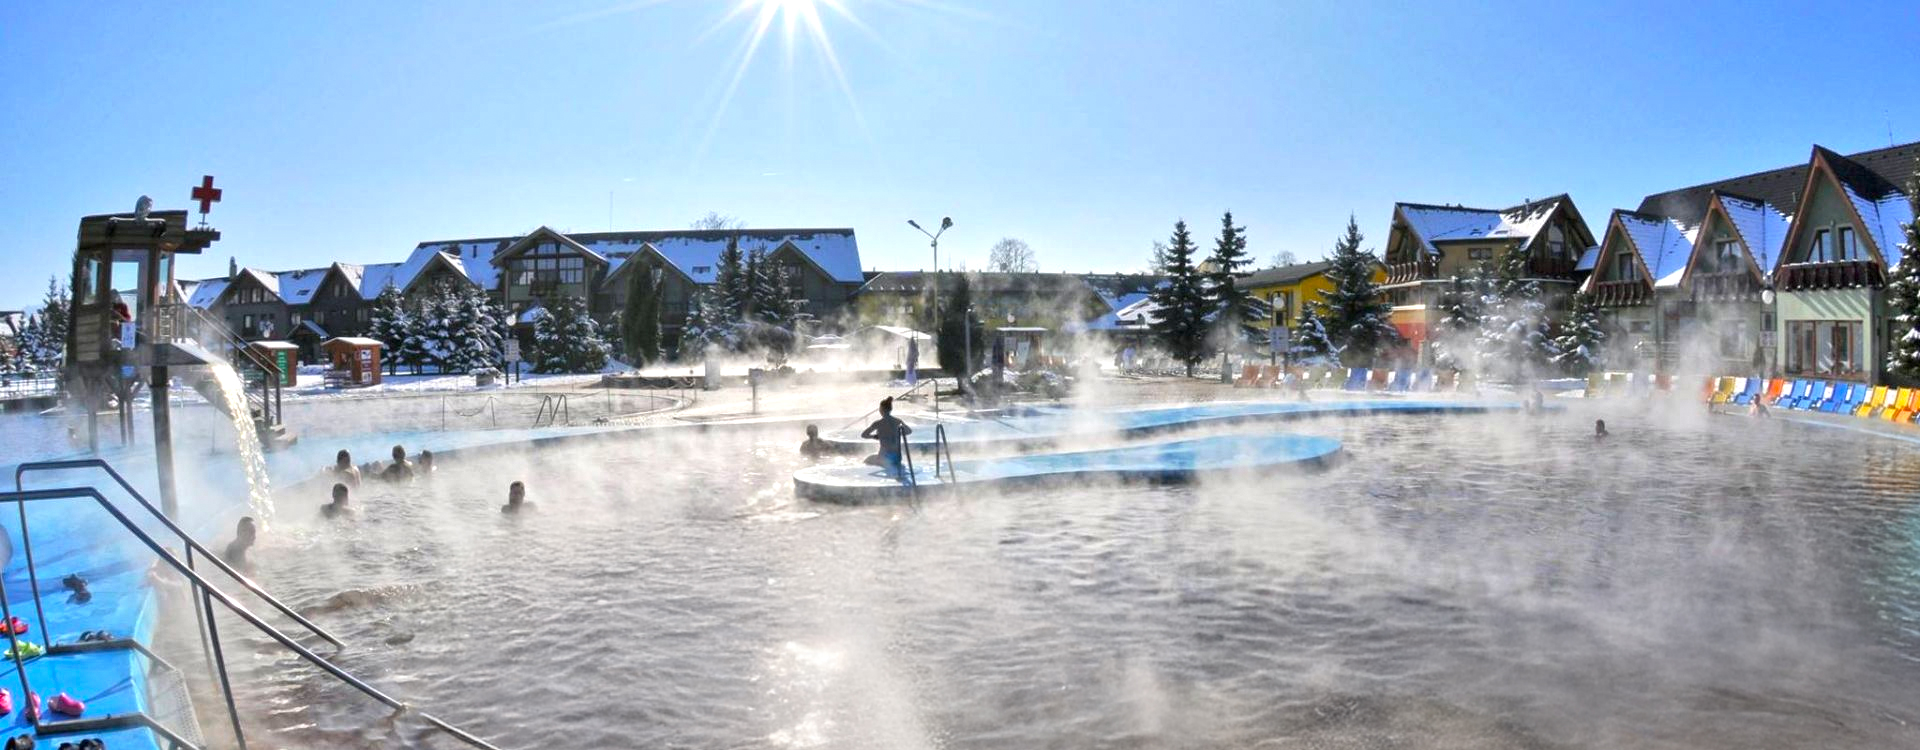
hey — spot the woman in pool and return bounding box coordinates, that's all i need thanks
[328,449,361,487]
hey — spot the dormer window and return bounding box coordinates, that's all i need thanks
[1809,229,1831,263]
[1548,225,1567,259]
[1713,239,1740,271]
[1612,251,1637,281]
[1838,227,1860,261]
[693,266,711,275]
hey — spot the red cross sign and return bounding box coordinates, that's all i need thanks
[191,175,222,215]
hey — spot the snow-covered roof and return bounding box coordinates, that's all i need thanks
[1087,295,1162,331]
[249,340,300,350]
[514,305,547,325]
[862,325,933,342]
[187,277,230,309]
[238,268,279,297]
[275,267,328,304]
[1616,212,1696,288]
[1837,176,1914,266]
[599,231,865,286]
[1574,245,1601,271]
[322,337,384,347]
[358,263,402,299]
[416,239,510,290]
[393,245,460,293]
[1715,193,1793,277]
[1395,196,1573,255]
[299,319,330,338]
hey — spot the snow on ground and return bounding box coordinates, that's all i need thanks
[282,367,607,401]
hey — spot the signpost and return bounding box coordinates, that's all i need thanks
[503,339,522,384]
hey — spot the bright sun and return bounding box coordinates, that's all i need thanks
[699,0,863,149]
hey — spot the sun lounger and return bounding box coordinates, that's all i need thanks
[1412,369,1433,391]
[1762,378,1787,404]
[1387,369,1411,392]
[1817,382,1852,412]
[1708,377,1739,404]
[1233,364,1259,387]
[1368,368,1390,391]
[1889,388,1918,422]
[1732,377,1763,405]
[1859,385,1894,417]
[1341,368,1369,391]
[1584,372,1602,398]
[1774,379,1810,407]
[1837,382,1868,414]
[1793,381,1834,410]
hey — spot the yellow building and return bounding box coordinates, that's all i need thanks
[1240,260,1383,334]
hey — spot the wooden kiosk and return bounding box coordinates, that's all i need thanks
[321,337,384,386]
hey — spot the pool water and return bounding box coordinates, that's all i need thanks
[224,408,1920,749]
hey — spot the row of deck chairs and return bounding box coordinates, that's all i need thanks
[1231,364,1469,393]
[1706,376,1920,422]
[1582,371,1672,397]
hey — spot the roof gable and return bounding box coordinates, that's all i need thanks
[492,226,608,268]
[1393,195,1585,255]
[1637,140,1920,235]
[1689,192,1790,284]
[1775,148,1912,272]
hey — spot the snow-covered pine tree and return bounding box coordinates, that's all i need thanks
[1148,220,1212,376]
[11,316,42,376]
[752,252,798,327]
[1288,306,1336,363]
[414,286,459,372]
[1314,215,1400,366]
[531,295,610,373]
[678,287,731,358]
[34,276,68,371]
[1205,211,1269,358]
[366,284,413,375]
[715,236,749,323]
[1552,291,1607,375]
[620,265,662,367]
[1476,249,1558,382]
[1885,188,1920,379]
[446,284,504,372]
[1430,270,1488,373]
[394,297,435,375]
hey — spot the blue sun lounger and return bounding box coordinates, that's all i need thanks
[1817,382,1853,412]
[1791,381,1832,410]
[1773,379,1810,407]
[1341,368,1369,391]
[1830,382,1866,413]
[1411,369,1433,392]
[1388,369,1412,392]
[1730,377,1762,405]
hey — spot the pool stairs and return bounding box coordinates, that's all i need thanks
[3,459,498,750]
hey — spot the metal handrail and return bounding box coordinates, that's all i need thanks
[836,376,943,432]
[0,485,504,750]
[932,424,956,483]
[13,459,343,648]
[176,305,284,426]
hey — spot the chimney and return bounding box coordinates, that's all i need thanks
[228,257,238,280]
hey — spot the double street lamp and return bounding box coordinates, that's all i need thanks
[909,216,953,396]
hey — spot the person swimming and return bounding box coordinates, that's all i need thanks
[800,424,831,459]
[1594,419,1609,438]
[860,397,913,480]
[223,517,258,572]
[501,481,535,514]
[418,450,435,476]
[321,483,352,518]
[379,445,414,483]
[329,449,361,487]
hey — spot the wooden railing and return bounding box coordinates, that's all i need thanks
[1690,270,1760,300]
[1591,280,1650,307]
[1775,260,1884,291]
[1386,259,1439,284]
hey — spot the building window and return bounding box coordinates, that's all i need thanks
[1785,320,1862,377]
[693,266,711,275]
[510,255,586,293]
[357,308,369,323]
[242,314,255,335]
[1611,251,1637,281]
[1838,227,1860,261]
[1714,239,1740,271]
[1628,321,1651,334]
[1548,225,1567,259]
[1808,229,1831,263]
[1469,247,1493,262]
[1718,319,1748,358]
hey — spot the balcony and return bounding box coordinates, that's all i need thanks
[1775,260,1883,291]
[1590,280,1650,307]
[1690,270,1761,301]
[1386,258,1439,284]
[1528,257,1579,279]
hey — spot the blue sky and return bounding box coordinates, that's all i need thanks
[4,0,1917,307]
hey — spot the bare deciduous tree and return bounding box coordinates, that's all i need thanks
[690,212,745,231]
[1271,250,1298,268]
[988,237,1037,273]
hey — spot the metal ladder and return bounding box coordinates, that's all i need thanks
[532,393,570,428]
[930,424,957,483]
[3,460,503,750]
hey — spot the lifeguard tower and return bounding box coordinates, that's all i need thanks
[65,189,293,514]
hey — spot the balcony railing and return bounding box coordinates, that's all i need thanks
[1528,257,1579,279]
[1386,259,1439,284]
[1591,279,1650,307]
[1690,270,1761,300]
[1775,260,1883,291]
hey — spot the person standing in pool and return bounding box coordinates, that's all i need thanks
[501,481,535,514]
[223,517,258,572]
[860,397,913,479]
[379,445,414,483]
[800,424,832,459]
[328,449,361,487]
[322,483,352,518]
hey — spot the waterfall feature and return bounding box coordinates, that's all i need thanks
[205,360,274,525]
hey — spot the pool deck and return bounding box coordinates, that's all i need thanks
[795,433,1344,502]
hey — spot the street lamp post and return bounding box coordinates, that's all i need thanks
[909,216,953,403]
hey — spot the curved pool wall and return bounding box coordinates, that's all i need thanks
[0,418,645,748]
[825,399,1534,452]
[795,433,1344,502]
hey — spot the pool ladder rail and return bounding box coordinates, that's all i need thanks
[3,459,505,750]
[900,424,958,490]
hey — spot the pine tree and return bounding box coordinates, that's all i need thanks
[715,236,749,323]
[531,295,610,373]
[1205,211,1269,356]
[1885,190,1920,379]
[936,273,985,377]
[366,284,414,375]
[749,249,796,326]
[34,276,68,371]
[679,287,732,357]
[1288,306,1335,362]
[415,287,460,372]
[1148,220,1213,376]
[1552,291,1607,375]
[440,285,503,373]
[11,316,43,376]
[619,264,662,367]
[1313,215,1401,366]
[1431,270,1489,373]
[1476,249,1558,382]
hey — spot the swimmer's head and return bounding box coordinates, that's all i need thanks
[335,449,352,467]
[331,483,350,505]
[806,424,819,438]
[880,397,893,416]
[236,517,257,543]
[1595,419,1608,435]
[391,444,407,462]
[420,450,433,469]
[508,481,525,504]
